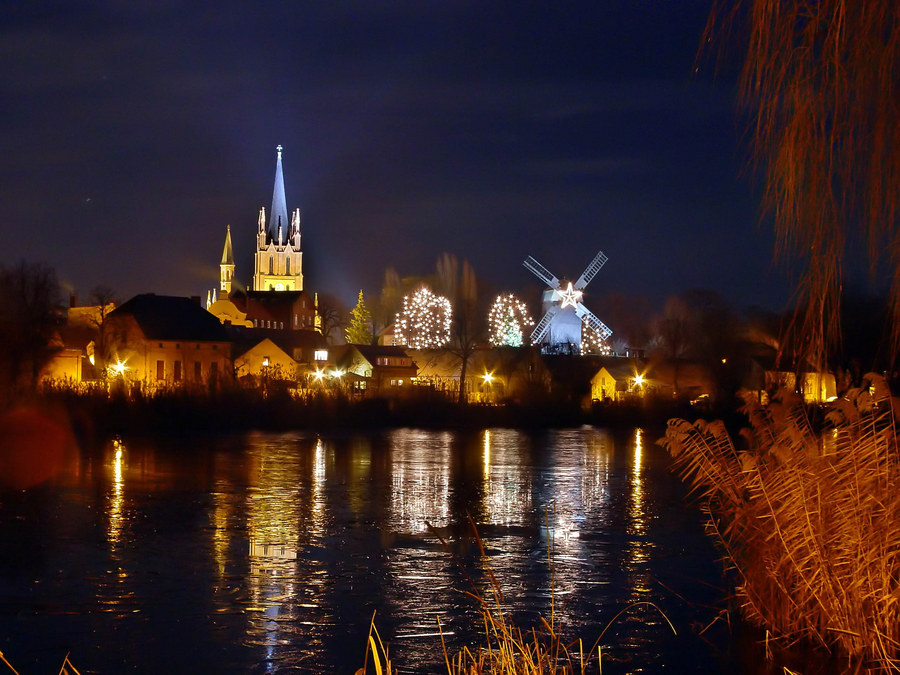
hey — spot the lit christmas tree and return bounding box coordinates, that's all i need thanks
[394,286,452,349]
[488,294,534,347]
[345,290,373,345]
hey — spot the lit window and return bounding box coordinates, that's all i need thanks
[314,349,328,361]
[263,357,270,367]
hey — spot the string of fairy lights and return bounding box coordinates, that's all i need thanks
[394,286,452,349]
[488,294,534,347]
[394,287,610,352]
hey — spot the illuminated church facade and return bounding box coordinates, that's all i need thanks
[209,145,318,332]
[251,145,303,292]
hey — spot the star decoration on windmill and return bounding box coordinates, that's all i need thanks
[523,250,612,351]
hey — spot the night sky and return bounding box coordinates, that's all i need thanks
[1,1,792,313]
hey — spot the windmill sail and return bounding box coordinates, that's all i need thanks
[574,250,608,290]
[530,304,560,344]
[576,304,613,340]
[523,256,560,289]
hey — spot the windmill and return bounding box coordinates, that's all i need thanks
[523,250,612,352]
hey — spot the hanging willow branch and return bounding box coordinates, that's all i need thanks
[704,1,900,368]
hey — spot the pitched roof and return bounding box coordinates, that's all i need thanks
[110,294,229,342]
[225,325,326,356]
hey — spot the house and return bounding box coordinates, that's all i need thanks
[332,344,418,395]
[227,290,318,331]
[590,360,652,402]
[233,337,297,381]
[105,294,231,386]
[746,350,838,404]
[226,325,330,382]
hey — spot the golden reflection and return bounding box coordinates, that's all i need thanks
[310,437,327,539]
[627,428,652,597]
[243,436,310,667]
[481,429,532,527]
[629,428,647,538]
[211,480,231,580]
[483,429,491,479]
[107,439,125,549]
[389,430,451,532]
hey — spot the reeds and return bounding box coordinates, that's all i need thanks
[358,515,675,674]
[662,375,900,670]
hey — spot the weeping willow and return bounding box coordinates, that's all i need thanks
[706,1,900,368]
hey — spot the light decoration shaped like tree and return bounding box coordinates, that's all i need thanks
[394,286,452,349]
[488,294,534,347]
[580,325,612,356]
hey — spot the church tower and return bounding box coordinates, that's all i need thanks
[252,145,304,291]
[220,225,234,295]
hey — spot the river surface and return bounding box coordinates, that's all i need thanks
[0,426,746,673]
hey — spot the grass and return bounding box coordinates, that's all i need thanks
[0,650,82,675]
[358,514,675,674]
[661,374,900,671]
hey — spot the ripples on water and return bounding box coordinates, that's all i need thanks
[0,427,735,673]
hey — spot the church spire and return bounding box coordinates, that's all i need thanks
[268,145,289,239]
[221,224,234,265]
[220,225,235,295]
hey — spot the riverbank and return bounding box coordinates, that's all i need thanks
[25,385,741,445]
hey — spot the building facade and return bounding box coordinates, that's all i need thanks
[251,145,303,292]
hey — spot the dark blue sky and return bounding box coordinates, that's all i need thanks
[0,1,792,312]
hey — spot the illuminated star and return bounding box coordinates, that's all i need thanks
[558,282,582,309]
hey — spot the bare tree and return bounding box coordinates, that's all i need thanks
[656,295,691,398]
[0,261,63,393]
[316,293,347,345]
[705,1,900,367]
[85,284,118,372]
[436,254,482,404]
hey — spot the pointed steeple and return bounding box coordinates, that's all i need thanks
[220,225,235,295]
[290,208,301,248]
[268,145,289,239]
[221,225,234,265]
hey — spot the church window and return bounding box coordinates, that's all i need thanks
[266,320,271,328]
[174,360,182,381]
[194,362,201,380]
[210,362,218,375]
[294,314,298,327]
[269,256,273,274]
[286,259,290,275]
[156,360,164,380]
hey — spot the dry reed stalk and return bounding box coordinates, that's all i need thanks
[663,375,900,670]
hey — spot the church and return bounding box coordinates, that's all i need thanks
[208,146,319,332]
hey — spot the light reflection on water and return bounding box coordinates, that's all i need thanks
[0,427,732,673]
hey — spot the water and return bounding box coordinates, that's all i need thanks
[0,427,740,673]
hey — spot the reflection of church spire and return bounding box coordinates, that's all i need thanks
[268,145,289,240]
